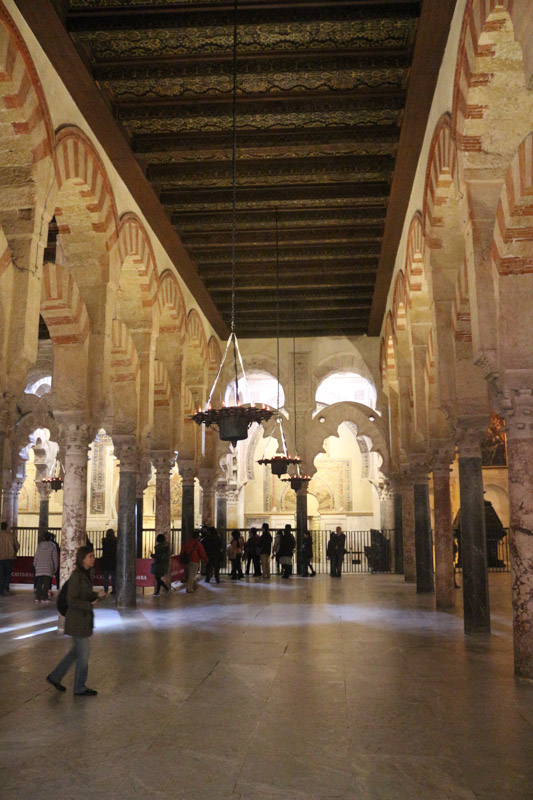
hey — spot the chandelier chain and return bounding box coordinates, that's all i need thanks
[230,0,238,336]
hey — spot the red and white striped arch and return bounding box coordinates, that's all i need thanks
[391,271,408,332]
[185,308,208,360]
[156,269,187,338]
[423,114,457,241]
[207,336,222,371]
[451,258,472,343]
[492,133,533,275]
[0,6,54,170]
[110,318,139,383]
[54,126,119,259]
[117,213,158,312]
[404,213,427,297]
[182,384,196,417]
[154,359,172,408]
[40,263,89,346]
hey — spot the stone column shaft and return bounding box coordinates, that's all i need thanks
[394,493,404,574]
[433,466,455,610]
[414,481,434,594]
[58,421,90,587]
[136,496,144,558]
[179,461,196,546]
[153,452,172,542]
[503,390,533,678]
[296,488,308,574]
[114,436,138,609]
[0,430,5,523]
[458,436,490,634]
[199,469,215,527]
[401,482,416,583]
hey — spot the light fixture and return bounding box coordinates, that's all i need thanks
[192,0,273,447]
[42,460,64,492]
[257,209,300,477]
[319,416,325,424]
[282,332,311,492]
[369,415,375,422]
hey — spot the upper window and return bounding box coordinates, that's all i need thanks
[225,370,285,409]
[315,372,376,409]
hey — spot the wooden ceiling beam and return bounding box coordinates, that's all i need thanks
[161,182,389,205]
[182,227,384,246]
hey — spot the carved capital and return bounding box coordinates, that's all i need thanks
[500,388,533,441]
[455,417,488,459]
[151,449,175,475]
[178,458,196,486]
[36,480,53,501]
[113,435,138,472]
[57,415,90,464]
[430,442,455,477]
[215,479,227,499]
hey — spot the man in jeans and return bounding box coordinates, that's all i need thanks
[0,521,19,595]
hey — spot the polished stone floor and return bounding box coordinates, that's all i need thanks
[0,573,532,800]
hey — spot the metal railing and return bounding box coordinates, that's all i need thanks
[455,528,511,573]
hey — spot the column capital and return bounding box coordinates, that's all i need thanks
[430,442,455,477]
[151,449,175,474]
[455,416,489,459]
[215,479,227,498]
[501,388,533,440]
[178,458,196,486]
[36,480,53,501]
[406,455,430,485]
[113,435,138,472]
[57,415,90,460]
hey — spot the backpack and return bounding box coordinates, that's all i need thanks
[181,541,197,566]
[57,578,70,616]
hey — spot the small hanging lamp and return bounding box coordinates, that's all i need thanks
[282,333,311,491]
[192,0,273,447]
[257,210,301,477]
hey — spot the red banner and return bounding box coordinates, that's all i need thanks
[11,555,185,588]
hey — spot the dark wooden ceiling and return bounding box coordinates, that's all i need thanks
[20,0,455,339]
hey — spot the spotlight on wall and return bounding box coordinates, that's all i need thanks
[319,416,325,423]
[368,415,375,422]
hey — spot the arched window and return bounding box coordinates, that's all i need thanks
[225,369,285,409]
[316,372,376,410]
[25,376,52,396]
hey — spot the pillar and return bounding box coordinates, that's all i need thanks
[57,417,90,587]
[400,478,416,582]
[226,488,240,529]
[413,477,434,594]
[216,480,227,533]
[152,451,173,542]
[198,468,215,527]
[393,491,404,574]
[432,460,455,610]
[296,487,307,574]
[136,458,151,559]
[136,495,144,558]
[502,389,533,677]
[179,459,195,546]
[457,425,490,635]
[114,435,138,609]
[36,481,52,541]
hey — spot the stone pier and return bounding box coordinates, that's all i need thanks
[56,417,90,587]
[413,477,434,594]
[401,479,416,583]
[179,460,195,545]
[114,435,138,609]
[432,460,455,609]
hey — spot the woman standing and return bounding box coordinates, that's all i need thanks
[151,534,171,596]
[46,546,106,696]
[228,529,244,580]
[278,527,296,579]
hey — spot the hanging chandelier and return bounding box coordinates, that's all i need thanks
[257,209,300,477]
[42,459,64,492]
[191,0,273,447]
[282,333,311,491]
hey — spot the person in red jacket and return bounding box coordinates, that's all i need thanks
[179,530,208,594]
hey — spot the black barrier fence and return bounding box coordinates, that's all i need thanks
[12,526,511,574]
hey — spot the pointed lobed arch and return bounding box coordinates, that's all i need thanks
[116,212,158,331]
[153,359,171,408]
[110,318,140,436]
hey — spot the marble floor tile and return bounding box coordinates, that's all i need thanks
[0,574,532,800]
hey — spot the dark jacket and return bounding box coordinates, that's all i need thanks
[201,531,223,563]
[64,569,99,638]
[327,532,346,556]
[278,531,295,558]
[152,541,170,578]
[259,531,272,556]
[302,534,313,559]
[101,536,117,570]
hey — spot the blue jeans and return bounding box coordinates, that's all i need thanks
[49,637,90,694]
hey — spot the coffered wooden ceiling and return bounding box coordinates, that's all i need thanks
[19,0,457,338]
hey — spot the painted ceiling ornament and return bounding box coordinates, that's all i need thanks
[192,0,273,448]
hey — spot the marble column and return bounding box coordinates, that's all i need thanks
[413,477,434,594]
[457,426,490,635]
[216,480,227,533]
[152,451,173,543]
[36,481,52,541]
[136,495,144,558]
[57,418,90,587]
[394,492,404,574]
[136,459,151,559]
[401,479,416,583]
[0,430,6,523]
[179,460,195,546]
[432,461,455,610]
[114,435,138,610]
[296,487,308,574]
[502,389,533,678]
[198,468,215,526]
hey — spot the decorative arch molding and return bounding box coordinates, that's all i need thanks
[313,350,376,400]
[391,270,408,332]
[452,1,533,148]
[116,212,158,310]
[423,114,457,238]
[492,132,533,275]
[54,126,119,263]
[41,262,89,345]
[185,308,208,360]
[308,401,389,474]
[182,384,195,417]
[380,312,397,385]
[157,269,186,338]
[0,5,54,170]
[207,336,222,371]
